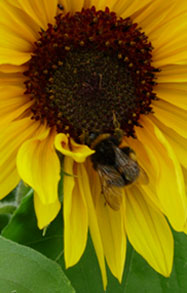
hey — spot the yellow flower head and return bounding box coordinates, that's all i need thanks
[0,0,187,289]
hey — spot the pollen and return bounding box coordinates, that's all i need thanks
[24,6,159,142]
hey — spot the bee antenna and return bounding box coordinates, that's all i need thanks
[112,111,120,129]
[112,111,124,143]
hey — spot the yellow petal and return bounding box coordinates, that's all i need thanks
[89,0,111,10]
[0,25,32,53]
[78,163,107,290]
[183,167,187,234]
[0,64,26,73]
[63,158,88,267]
[0,118,45,199]
[184,222,187,234]
[0,95,33,127]
[0,48,31,65]
[85,159,101,207]
[136,117,187,231]
[151,116,187,169]
[0,0,39,43]
[151,13,187,67]
[124,136,162,212]
[0,85,24,100]
[40,0,58,25]
[133,0,177,35]
[0,161,20,201]
[125,185,174,277]
[34,192,61,229]
[182,166,187,191]
[55,133,95,163]
[82,0,92,9]
[113,0,152,18]
[152,100,187,139]
[17,128,60,204]
[0,72,25,86]
[8,0,57,28]
[96,191,126,282]
[138,184,164,214]
[63,0,85,13]
[155,83,187,110]
[157,65,187,83]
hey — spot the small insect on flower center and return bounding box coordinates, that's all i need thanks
[24,6,159,142]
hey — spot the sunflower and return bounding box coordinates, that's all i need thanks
[0,0,187,289]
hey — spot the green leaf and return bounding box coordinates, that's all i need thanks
[58,234,104,293]
[2,190,187,293]
[0,187,17,203]
[0,236,75,293]
[121,230,187,293]
[1,190,106,292]
[58,231,187,293]
[0,202,17,214]
[0,214,10,232]
[2,191,63,261]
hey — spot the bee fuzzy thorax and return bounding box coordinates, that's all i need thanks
[90,134,120,168]
[90,133,111,149]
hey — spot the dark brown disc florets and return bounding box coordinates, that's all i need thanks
[24,6,159,142]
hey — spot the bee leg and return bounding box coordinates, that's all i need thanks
[101,183,111,208]
[98,175,108,207]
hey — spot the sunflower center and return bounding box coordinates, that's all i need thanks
[24,6,159,142]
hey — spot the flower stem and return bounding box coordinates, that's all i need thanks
[0,202,17,214]
[16,181,32,204]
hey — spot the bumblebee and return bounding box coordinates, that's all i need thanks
[90,133,148,210]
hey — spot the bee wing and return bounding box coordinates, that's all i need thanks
[138,166,149,185]
[103,185,123,210]
[97,165,124,210]
[98,164,125,187]
[114,147,139,182]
